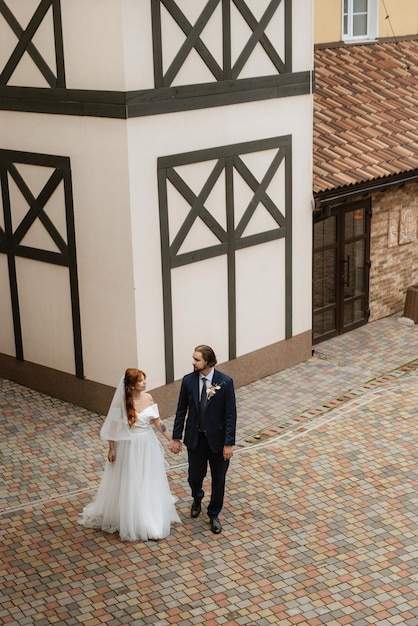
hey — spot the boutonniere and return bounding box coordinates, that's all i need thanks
[207,381,225,400]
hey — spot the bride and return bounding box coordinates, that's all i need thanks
[79,368,180,541]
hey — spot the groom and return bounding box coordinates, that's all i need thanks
[169,345,237,534]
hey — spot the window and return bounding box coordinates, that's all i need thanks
[342,0,378,41]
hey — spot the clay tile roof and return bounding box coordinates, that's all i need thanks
[313,39,418,195]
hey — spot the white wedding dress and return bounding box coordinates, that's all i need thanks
[79,404,180,541]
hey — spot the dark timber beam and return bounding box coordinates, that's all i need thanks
[0,72,313,119]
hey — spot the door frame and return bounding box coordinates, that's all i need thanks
[313,198,371,344]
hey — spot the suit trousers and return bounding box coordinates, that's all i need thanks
[187,432,229,518]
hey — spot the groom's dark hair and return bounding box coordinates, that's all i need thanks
[195,344,217,368]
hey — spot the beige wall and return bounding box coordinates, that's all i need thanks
[378,0,418,38]
[315,0,418,44]
[369,183,418,321]
[315,0,341,44]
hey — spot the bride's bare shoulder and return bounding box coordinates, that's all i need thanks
[144,392,154,404]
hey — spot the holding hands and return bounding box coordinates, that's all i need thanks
[169,439,182,454]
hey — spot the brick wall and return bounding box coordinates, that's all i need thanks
[369,182,418,321]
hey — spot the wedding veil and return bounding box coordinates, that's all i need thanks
[100,375,134,441]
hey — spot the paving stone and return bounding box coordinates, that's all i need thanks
[2,314,418,624]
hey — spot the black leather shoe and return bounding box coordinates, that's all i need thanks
[210,517,222,534]
[190,500,201,518]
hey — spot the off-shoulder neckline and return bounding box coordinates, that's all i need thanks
[135,403,158,416]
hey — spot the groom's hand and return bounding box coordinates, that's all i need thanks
[169,439,182,454]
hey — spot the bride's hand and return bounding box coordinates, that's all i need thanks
[108,449,116,462]
[169,439,182,454]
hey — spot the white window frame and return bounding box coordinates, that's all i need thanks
[342,0,378,42]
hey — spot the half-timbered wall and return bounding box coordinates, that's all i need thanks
[127,96,312,386]
[0,0,313,413]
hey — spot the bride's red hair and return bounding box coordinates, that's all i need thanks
[124,368,146,427]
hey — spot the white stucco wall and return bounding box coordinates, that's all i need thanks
[0,112,137,385]
[0,0,313,392]
[2,0,310,91]
[127,94,313,384]
[0,256,15,354]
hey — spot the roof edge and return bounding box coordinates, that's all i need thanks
[314,170,418,208]
[314,34,418,50]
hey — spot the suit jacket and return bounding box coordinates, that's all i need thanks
[173,369,237,453]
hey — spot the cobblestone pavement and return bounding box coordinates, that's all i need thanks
[1,314,418,625]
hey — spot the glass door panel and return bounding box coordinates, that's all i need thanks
[313,200,370,343]
[344,298,366,328]
[313,308,336,338]
[343,239,365,299]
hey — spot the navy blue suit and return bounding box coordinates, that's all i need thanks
[173,369,237,518]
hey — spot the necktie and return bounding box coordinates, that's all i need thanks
[199,377,207,432]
